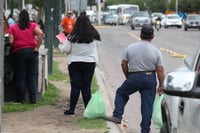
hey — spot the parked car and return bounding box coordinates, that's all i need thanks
[163,14,182,28]
[151,12,165,25]
[160,46,200,133]
[183,14,200,31]
[103,14,117,26]
[130,11,151,30]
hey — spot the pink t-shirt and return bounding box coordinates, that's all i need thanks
[8,22,38,53]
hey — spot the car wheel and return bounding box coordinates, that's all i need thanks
[131,25,135,30]
[184,27,188,31]
[160,121,169,133]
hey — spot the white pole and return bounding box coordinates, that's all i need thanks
[97,0,101,25]
[176,0,178,13]
[5,0,8,10]
[22,0,25,9]
[64,0,67,13]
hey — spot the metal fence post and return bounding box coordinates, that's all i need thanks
[0,0,4,131]
[45,0,53,74]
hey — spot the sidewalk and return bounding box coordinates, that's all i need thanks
[2,55,106,133]
[54,55,124,133]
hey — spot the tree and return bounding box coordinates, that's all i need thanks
[88,0,96,5]
[179,0,200,13]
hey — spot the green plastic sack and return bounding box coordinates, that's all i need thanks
[152,94,163,129]
[84,90,106,119]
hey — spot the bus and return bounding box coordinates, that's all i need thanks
[107,4,139,25]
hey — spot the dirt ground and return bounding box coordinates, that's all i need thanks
[2,56,106,133]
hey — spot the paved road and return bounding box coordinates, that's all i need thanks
[95,25,200,133]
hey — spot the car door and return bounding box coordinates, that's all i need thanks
[177,98,200,133]
[177,50,200,133]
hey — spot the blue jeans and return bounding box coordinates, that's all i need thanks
[68,62,96,112]
[113,72,157,133]
[12,48,38,103]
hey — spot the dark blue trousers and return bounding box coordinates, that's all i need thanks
[68,62,96,112]
[12,48,38,103]
[113,72,157,133]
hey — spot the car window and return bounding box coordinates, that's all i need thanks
[186,47,200,71]
[167,15,180,19]
[185,56,193,69]
[105,15,115,19]
[187,15,200,20]
[134,11,149,17]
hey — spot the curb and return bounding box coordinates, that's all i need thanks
[95,67,127,133]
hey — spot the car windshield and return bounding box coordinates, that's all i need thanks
[168,15,180,19]
[105,15,115,19]
[152,13,163,17]
[134,12,149,17]
[187,15,200,20]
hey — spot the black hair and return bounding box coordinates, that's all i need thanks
[68,14,101,43]
[18,9,30,30]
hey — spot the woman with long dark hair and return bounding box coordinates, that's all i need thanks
[63,13,101,115]
[7,9,44,104]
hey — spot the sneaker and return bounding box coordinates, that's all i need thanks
[64,110,75,116]
[104,116,121,124]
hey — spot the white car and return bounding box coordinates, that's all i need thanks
[161,46,200,133]
[130,11,151,30]
[163,14,182,28]
[183,14,200,31]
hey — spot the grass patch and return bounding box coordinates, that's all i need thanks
[75,76,108,131]
[3,82,59,113]
[3,60,63,113]
[48,61,67,81]
[75,117,107,129]
[3,53,107,131]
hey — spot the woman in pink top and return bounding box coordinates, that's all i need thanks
[7,9,44,104]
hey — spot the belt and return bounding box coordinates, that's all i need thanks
[129,71,155,75]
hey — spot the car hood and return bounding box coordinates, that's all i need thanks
[134,17,149,20]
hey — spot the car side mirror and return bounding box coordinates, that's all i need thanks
[163,71,200,98]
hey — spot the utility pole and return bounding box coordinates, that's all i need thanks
[97,0,101,25]
[53,0,61,48]
[0,0,4,132]
[45,0,53,74]
[22,0,25,9]
[175,0,178,13]
[10,0,14,15]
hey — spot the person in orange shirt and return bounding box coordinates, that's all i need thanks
[61,10,75,36]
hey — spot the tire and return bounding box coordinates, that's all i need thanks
[178,26,182,29]
[131,25,135,30]
[184,27,187,31]
[160,121,169,133]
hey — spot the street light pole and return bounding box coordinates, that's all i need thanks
[79,0,81,15]
[97,0,101,25]
[176,0,178,13]
[45,0,53,74]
